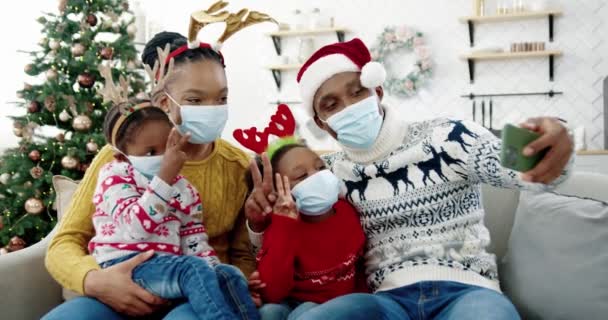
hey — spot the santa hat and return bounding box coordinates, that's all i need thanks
[297,38,386,117]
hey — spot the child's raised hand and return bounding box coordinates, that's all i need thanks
[273,173,298,219]
[244,153,276,232]
[158,128,191,184]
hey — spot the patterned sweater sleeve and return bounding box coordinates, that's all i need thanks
[93,162,174,240]
[174,179,220,266]
[451,119,573,191]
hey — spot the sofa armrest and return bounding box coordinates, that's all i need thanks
[0,230,63,320]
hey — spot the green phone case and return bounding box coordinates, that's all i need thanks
[500,124,546,172]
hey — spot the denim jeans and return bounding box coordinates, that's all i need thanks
[42,253,259,320]
[259,301,319,320]
[294,281,520,320]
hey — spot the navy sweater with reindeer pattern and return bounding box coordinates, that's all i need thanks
[320,105,571,293]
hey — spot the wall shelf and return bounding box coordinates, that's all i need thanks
[459,10,562,47]
[266,64,304,89]
[460,50,562,83]
[268,27,348,55]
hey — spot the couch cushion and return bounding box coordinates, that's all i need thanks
[52,176,79,222]
[501,190,608,319]
[51,176,82,301]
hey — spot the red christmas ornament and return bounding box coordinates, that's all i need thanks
[28,150,41,162]
[100,47,114,60]
[78,72,95,88]
[86,14,98,27]
[28,101,41,113]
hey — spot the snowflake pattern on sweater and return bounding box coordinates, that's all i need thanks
[89,161,219,265]
[324,116,569,293]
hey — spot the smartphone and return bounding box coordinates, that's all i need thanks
[500,124,546,172]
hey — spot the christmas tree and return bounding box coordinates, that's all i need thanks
[0,0,145,252]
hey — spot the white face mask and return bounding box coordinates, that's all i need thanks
[166,93,228,144]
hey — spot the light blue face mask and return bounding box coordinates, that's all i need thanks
[291,169,342,216]
[323,95,383,149]
[166,93,228,144]
[113,147,163,180]
[127,154,164,180]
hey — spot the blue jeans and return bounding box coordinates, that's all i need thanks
[259,301,318,320]
[43,254,259,320]
[295,281,520,320]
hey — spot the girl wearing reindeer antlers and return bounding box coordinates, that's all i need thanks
[44,2,276,319]
[233,105,368,320]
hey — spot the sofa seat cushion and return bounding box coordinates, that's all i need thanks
[501,190,608,319]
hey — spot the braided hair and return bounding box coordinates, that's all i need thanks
[103,100,171,152]
[141,32,225,73]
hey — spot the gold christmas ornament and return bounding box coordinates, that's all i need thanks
[56,133,65,142]
[44,96,56,112]
[72,115,92,131]
[30,166,44,179]
[127,24,137,37]
[61,155,80,169]
[38,37,48,46]
[13,127,23,137]
[59,109,71,122]
[48,39,60,50]
[86,140,99,153]
[24,198,45,215]
[46,69,58,80]
[24,64,34,74]
[71,43,86,57]
[0,173,10,184]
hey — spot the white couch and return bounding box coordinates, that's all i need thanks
[1,172,607,320]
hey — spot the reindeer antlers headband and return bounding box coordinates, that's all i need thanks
[233,104,297,159]
[153,1,277,84]
[98,64,154,147]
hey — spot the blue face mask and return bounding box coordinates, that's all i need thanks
[166,93,228,144]
[324,95,383,149]
[291,169,342,216]
[126,155,164,180]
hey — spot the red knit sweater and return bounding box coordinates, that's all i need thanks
[257,199,367,304]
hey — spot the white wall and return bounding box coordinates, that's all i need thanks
[2,0,607,151]
[0,1,57,151]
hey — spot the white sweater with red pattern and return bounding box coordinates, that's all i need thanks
[89,161,218,265]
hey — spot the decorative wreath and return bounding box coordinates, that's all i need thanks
[370,26,433,98]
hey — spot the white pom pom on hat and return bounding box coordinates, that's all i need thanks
[360,61,386,89]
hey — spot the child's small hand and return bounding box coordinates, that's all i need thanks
[273,173,298,219]
[248,271,266,307]
[158,129,191,184]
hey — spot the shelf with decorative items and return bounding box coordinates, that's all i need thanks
[266,27,349,90]
[460,50,562,83]
[459,10,562,47]
[267,27,348,55]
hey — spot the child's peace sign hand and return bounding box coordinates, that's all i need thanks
[273,173,298,220]
[158,129,191,184]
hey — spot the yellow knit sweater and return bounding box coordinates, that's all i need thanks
[45,139,255,294]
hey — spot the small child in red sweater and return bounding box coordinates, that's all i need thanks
[234,105,368,319]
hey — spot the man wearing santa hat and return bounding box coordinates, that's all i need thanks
[248,38,573,319]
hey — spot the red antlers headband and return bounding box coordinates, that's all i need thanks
[233,104,296,154]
